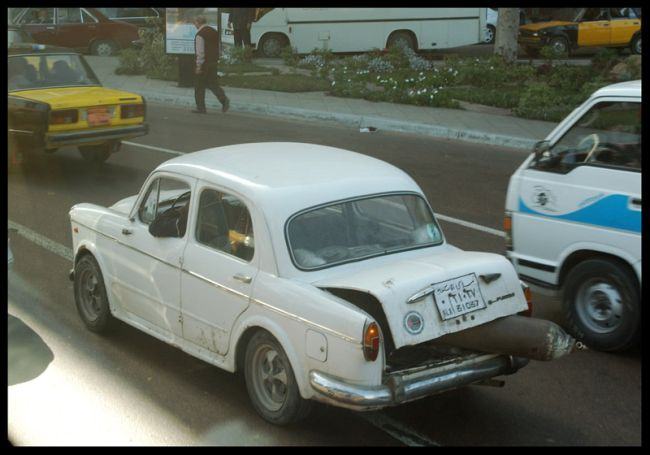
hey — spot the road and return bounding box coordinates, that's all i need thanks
[8,103,641,446]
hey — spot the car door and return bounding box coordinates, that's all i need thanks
[609,8,641,46]
[108,173,196,338]
[180,184,259,356]
[16,8,58,46]
[577,8,611,47]
[54,8,94,51]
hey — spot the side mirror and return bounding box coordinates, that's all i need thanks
[533,140,551,159]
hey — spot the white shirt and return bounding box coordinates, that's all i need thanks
[195,24,209,69]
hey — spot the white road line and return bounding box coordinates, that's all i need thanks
[124,141,506,238]
[8,220,73,261]
[358,412,441,446]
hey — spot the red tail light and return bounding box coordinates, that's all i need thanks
[519,282,533,317]
[121,103,145,119]
[504,211,513,251]
[50,109,78,125]
[363,321,381,361]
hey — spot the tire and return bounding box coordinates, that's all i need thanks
[630,35,641,55]
[257,33,288,58]
[523,46,540,58]
[74,254,116,333]
[484,25,496,44]
[79,143,113,164]
[244,330,312,425]
[387,31,416,51]
[91,39,119,57]
[562,258,640,352]
[548,36,570,56]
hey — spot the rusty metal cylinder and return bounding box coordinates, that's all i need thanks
[433,315,577,361]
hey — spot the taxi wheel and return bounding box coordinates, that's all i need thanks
[79,144,111,164]
[244,330,312,425]
[91,39,118,57]
[630,35,641,55]
[74,254,115,333]
[562,258,640,352]
[549,36,570,57]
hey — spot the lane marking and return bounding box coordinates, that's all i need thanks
[358,412,440,446]
[123,141,506,238]
[8,220,73,262]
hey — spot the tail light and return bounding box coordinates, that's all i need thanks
[362,321,381,361]
[121,103,145,119]
[504,211,513,251]
[50,109,78,125]
[519,281,533,317]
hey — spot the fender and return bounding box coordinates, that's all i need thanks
[72,239,121,314]
[558,242,641,284]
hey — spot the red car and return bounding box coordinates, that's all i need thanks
[11,7,140,56]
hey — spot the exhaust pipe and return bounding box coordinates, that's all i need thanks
[432,315,577,361]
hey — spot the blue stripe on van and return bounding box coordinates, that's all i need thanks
[519,194,641,233]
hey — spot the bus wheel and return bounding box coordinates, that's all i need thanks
[387,31,416,52]
[258,33,289,58]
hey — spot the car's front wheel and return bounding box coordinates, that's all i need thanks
[74,254,115,333]
[562,258,640,352]
[244,330,312,425]
[484,25,496,44]
[91,39,119,56]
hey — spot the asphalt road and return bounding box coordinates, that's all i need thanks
[7,103,641,446]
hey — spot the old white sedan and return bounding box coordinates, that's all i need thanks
[69,143,577,425]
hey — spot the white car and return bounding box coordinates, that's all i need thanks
[69,143,576,424]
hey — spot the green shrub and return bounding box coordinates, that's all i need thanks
[115,48,143,75]
[539,44,567,60]
[280,46,299,66]
[514,82,576,122]
[591,48,621,72]
[138,25,178,81]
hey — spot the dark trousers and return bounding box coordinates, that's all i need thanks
[233,26,251,47]
[194,64,228,110]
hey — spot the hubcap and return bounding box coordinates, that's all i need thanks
[263,39,281,57]
[635,39,641,54]
[575,279,624,334]
[485,27,494,43]
[252,345,289,411]
[97,43,113,56]
[79,269,102,322]
[552,40,567,54]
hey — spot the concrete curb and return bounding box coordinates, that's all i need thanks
[138,88,537,151]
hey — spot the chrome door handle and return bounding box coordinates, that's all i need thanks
[631,198,641,207]
[122,228,133,235]
[233,273,252,284]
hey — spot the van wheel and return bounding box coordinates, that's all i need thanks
[244,330,312,425]
[484,25,496,44]
[562,258,640,352]
[258,33,288,58]
[74,254,115,333]
[387,31,416,51]
[630,35,641,55]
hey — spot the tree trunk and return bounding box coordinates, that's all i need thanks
[494,8,520,63]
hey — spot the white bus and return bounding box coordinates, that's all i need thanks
[223,8,487,57]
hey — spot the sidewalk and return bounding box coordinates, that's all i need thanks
[87,56,558,151]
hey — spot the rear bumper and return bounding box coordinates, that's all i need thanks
[309,354,528,411]
[46,123,148,147]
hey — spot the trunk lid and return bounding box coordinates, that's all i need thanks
[314,250,527,349]
[11,86,142,110]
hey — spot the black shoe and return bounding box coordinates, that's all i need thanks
[192,109,207,114]
[222,98,230,113]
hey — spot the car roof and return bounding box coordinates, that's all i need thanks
[592,80,641,99]
[157,142,422,219]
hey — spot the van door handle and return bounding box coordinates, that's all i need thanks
[233,273,252,284]
[122,228,133,235]
[631,198,641,207]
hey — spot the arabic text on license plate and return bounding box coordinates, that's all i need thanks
[88,108,111,126]
[432,273,486,321]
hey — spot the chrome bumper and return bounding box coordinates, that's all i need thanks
[46,124,148,147]
[309,355,529,411]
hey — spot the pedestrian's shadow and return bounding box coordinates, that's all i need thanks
[8,314,54,386]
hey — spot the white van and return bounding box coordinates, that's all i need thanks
[505,80,641,352]
[224,8,486,57]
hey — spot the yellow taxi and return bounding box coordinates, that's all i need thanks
[8,44,148,165]
[519,8,641,57]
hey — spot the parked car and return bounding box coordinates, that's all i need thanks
[519,7,641,57]
[505,80,641,352]
[8,45,148,166]
[484,8,498,44]
[8,25,34,48]
[94,8,163,28]
[69,143,577,424]
[11,7,140,56]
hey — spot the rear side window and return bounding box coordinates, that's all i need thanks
[530,101,641,173]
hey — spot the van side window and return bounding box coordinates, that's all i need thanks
[530,101,641,173]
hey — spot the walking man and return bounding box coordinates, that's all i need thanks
[193,15,229,114]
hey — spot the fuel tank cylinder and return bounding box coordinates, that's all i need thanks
[433,315,578,361]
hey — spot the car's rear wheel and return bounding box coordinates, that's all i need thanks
[244,330,312,425]
[74,254,115,333]
[630,35,641,55]
[257,33,289,58]
[387,31,417,51]
[78,143,115,164]
[91,39,119,56]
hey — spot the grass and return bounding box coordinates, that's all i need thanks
[445,86,522,109]
[220,74,330,92]
[219,62,275,74]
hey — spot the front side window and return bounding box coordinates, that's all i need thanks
[530,101,641,173]
[287,193,443,270]
[8,54,100,91]
[139,177,192,236]
[195,189,255,262]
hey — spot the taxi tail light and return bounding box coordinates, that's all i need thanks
[50,109,78,125]
[363,321,381,362]
[504,211,513,251]
[519,282,533,317]
[121,103,145,119]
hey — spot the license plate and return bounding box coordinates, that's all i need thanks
[432,273,487,321]
[87,107,112,126]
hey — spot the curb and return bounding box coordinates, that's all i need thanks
[137,88,538,152]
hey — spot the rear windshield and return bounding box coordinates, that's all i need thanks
[8,53,100,91]
[287,193,443,270]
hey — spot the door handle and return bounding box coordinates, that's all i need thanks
[233,273,252,284]
[121,228,133,235]
[46,26,55,30]
[631,198,641,207]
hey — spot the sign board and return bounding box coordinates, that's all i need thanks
[165,8,231,54]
